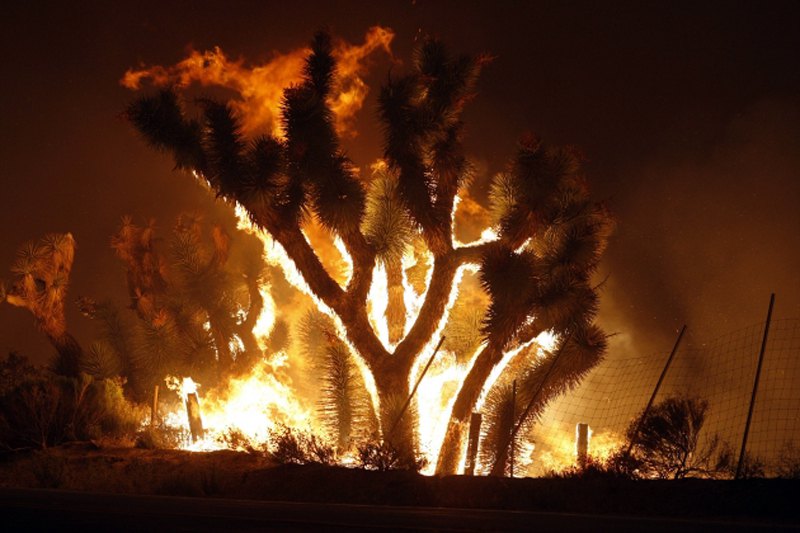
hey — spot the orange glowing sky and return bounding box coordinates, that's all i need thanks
[1,1,800,365]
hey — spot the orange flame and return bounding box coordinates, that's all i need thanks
[163,356,312,451]
[121,26,394,138]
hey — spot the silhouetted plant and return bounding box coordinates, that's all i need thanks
[0,354,142,449]
[544,454,634,480]
[776,442,800,479]
[298,309,376,448]
[269,425,337,465]
[356,438,428,472]
[623,396,729,479]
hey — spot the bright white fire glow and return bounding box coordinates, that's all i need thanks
[367,262,391,348]
[163,356,311,451]
[252,285,276,351]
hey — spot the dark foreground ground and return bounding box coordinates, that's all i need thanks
[1,444,798,531]
[5,488,798,532]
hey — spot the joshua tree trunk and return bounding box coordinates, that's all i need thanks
[372,360,416,458]
[436,341,505,474]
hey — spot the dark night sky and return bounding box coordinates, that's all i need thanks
[2,1,799,364]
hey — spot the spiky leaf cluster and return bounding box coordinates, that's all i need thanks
[6,233,75,337]
[126,30,374,239]
[3,233,82,376]
[481,139,613,352]
[299,309,374,447]
[378,39,484,254]
[362,170,414,262]
[87,215,265,398]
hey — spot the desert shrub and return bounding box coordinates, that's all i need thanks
[729,450,766,479]
[269,425,337,465]
[623,395,729,479]
[777,442,800,479]
[356,439,427,472]
[0,354,144,449]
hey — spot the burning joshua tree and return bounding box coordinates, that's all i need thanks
[125,29,612,475]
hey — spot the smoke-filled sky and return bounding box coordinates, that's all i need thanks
[2,1,799,364]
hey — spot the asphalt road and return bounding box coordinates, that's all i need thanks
[2,488,798,532]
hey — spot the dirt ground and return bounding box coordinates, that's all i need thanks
[0,443,798,524]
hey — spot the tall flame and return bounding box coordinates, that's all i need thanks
[122,26,394,138]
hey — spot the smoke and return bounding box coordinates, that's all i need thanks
[526,98,800,471]
[121,26,394,138]
[599,97,800,359]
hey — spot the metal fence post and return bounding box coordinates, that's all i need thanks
[625,325,686,456]
[736,293,775,479]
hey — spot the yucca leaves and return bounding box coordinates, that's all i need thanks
[125,89,206,172]
[82,341,123,379]
[378,39,484,254]
[362,171,414,262]
[479,246,539,345]
[299,309,373,448]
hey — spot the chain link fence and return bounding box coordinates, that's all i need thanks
[524,312,800,478]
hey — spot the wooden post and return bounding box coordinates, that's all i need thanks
[576,423,589,469]
[388,336,445,438]
[626,325,686,456]
[150,384,159,429]
[185,392,204,442]
[736,293,775,479]
[465,412,483,475]
[509,380,517,478]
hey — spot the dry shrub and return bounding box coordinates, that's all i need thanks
[777,442,800,479]
[356,439,427,472]
[269,425,337,465]
[0,353,143,449]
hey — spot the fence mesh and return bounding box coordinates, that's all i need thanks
[522,316,800,478]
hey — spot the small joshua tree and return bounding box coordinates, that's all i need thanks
[3,233,82,376]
